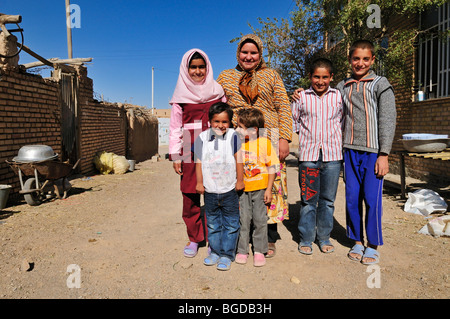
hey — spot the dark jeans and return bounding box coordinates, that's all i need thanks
[204,189,240,261]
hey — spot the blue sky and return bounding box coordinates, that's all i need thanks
[3,0,296,109]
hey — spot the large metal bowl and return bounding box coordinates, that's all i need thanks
[401,139,450,153]
[13,145,58,163]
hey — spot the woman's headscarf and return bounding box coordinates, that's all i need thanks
[170,48,224,105]
[236,34,267,105]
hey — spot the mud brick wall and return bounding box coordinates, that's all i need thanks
[0,69,61,193]
[76,70,127,174]
[0,66,156,203]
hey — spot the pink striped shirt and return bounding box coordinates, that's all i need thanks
[291,87,343,162]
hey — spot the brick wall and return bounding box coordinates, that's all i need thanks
[390,97,450,184]
[0,69,61,193]
[0,65,158,202]
[75,68,127,174]
[388,13,450,185]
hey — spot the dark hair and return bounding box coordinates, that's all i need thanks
[240,38,258,49]
[349,40,375,58]
[208,102,233,123]
[189,51,206,66]
[309,58,334,75]
[237,108,265,129]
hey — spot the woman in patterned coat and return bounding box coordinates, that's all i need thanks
[217,34,292,258]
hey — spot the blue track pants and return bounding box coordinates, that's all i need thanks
[344,149,384,246]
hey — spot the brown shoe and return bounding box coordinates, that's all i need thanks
[266,243,276,258]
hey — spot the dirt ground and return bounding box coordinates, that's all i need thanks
[0,146,449,302]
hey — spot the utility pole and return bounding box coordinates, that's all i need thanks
[152,66,154,114]
[65,0,73,59]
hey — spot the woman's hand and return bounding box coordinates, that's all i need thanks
[279,139,290,162]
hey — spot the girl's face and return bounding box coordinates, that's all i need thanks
[239,42,260,71]
[188,58,206,83]
[210,111,231,136]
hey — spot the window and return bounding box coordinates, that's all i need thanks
[417,3,450,99]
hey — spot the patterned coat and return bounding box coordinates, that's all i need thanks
[217,67,292,143]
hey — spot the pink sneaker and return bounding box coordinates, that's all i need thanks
[253,252,266,267]
[235,253,248,264]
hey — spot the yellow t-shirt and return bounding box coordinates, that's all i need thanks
[241,137,280,192]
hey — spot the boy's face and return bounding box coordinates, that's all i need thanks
[210,111,231,136]
[309,67,333,97]
[236,120,257,141]
[349,48,375,80]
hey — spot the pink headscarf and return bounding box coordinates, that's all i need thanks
[169,48,224,105]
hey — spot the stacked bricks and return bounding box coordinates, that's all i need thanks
[388,13,450,185]
[0,66,130,202]
[0,69,61,196]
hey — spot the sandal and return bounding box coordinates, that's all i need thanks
[235,253,248,265]
[203,253,220,266]
[266,243,276,258]
[361,247,380,265]
[298,244,313,255]
[348,244,365,262]
[184,242,198,258]
[216,257,232,271]
[319,241,335,254]
[253,252,266,267]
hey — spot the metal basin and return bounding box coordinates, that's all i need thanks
[13,145,58,163]
[401,139,450,153]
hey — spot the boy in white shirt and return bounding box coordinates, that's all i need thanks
[194,102,244,271]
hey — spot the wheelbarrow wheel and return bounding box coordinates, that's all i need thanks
[23,178,43,206]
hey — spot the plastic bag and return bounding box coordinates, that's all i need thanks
[112,154,130,175]
[418,216,450,237]
[404,189,448,216]
[93,151,115,175]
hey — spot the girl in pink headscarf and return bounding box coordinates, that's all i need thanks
[169,49,226,258]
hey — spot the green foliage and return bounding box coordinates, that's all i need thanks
[247,0,447,94]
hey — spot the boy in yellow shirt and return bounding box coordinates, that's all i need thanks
[235,108,279,267]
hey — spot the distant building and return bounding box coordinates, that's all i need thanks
[152,109,171,118]
[152,108,171,145]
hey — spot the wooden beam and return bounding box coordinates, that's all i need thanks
[20,57,92,69]
[18,44,54,67]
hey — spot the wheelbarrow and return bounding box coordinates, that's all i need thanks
[6,158,82,206]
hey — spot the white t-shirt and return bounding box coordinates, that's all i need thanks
[194,128,241,194]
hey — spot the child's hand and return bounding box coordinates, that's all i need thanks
[235,180,245,192]
[264,189,273,204]
[196,183,205,195]
[291,87,304,102]
[375,154,389,178]
[173,161,183,175]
